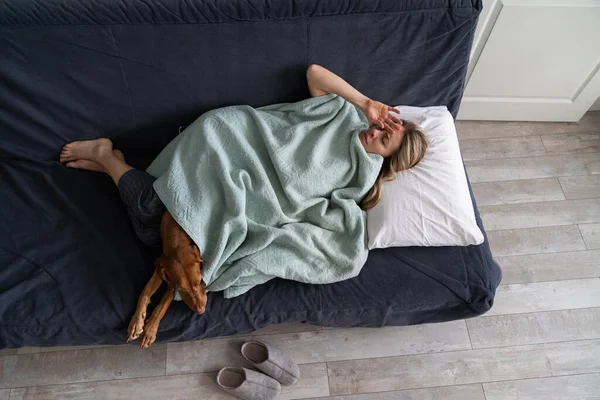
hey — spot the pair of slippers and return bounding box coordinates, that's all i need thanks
[216,340,300,400]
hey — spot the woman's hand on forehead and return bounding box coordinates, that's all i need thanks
[363,99,403,134]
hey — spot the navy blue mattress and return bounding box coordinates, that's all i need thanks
[0,0,501,348]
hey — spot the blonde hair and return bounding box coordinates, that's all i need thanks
[360,120,428,210]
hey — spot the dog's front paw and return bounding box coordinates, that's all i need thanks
[140,325,157,348]
[127,312,145,342]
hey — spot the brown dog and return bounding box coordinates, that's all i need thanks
[127,211,207,348]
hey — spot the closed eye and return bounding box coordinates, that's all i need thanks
[382,134,389,147]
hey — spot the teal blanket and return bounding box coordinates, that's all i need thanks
[147,94,383,298]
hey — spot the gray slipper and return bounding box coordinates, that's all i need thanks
[216,366,281,400]
[241,340,300,386]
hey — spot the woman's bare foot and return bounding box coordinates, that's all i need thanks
[65,150,125,172]
[60,138,113,164]
[61,139,133,185]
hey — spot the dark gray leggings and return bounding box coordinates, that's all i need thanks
[117,169,166,248]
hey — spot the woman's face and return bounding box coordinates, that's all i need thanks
[359,123,405,158]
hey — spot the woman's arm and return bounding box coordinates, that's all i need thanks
[306,64,369,110]
[306,64,401,134]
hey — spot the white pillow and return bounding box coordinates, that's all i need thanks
[366,105,484,248]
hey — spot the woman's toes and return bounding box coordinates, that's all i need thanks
[66,159,105,172]
[61,153,77,162]
[65,160,83,168]
[60,147,75,162]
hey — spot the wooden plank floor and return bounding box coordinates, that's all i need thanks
[2,112,600,399]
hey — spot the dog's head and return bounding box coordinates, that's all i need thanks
[155,244,207,315]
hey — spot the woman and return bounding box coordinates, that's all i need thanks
[60,64,427,247]
[304,65,427,209]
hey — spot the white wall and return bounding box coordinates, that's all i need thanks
[590,97,600,111]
